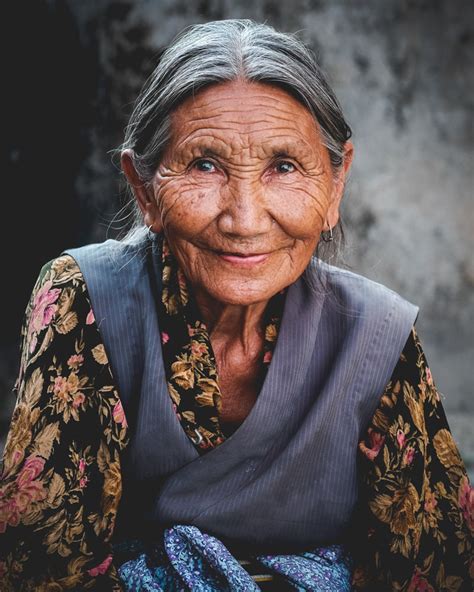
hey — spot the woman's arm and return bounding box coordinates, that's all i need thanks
[0,256,128,591]
[352,328,473,591]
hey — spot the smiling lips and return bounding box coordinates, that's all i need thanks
[215,251,270,266]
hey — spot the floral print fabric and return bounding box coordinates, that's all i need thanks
[0,252,472,590]
[352,329,473,591]
[0,256,127,591]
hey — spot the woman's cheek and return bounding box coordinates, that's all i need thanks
[267,184,330,238]
[156,179,221,236]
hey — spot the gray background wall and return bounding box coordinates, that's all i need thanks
[2,0,473,477]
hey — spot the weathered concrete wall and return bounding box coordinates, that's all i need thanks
[2,0,473,474]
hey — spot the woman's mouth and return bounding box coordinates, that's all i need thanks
[215,251,270,266]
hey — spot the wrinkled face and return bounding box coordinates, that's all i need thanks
[144,79,351,306]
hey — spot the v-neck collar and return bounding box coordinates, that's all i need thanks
[155,233,287,453]
[149,233,327,471]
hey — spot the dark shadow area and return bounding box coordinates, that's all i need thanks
[0,0,95,436]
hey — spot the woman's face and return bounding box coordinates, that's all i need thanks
[129,79,352,306]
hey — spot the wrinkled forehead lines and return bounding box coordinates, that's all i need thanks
[171,133,315,162]
[177,91,306,122]
[167,80,323,160]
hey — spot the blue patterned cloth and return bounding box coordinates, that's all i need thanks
[114,525,352,591]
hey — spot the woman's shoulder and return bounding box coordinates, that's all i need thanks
[27,254,92,336]
[305,258,419,335]
[37,253,86,290]
[64,227,152,273]
[17,255,103,385]
[306,258,416,307]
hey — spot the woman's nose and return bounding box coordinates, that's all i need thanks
[216,181,273,237]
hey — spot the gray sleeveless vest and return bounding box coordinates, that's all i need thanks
[65,228,418,553]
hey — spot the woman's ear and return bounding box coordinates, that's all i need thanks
[325,141,354,230]
[121,149,162,232]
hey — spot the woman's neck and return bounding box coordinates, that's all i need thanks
[194,290,268,354]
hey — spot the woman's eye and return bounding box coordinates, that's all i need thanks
[275,160,296,174]
[193,159,216,173]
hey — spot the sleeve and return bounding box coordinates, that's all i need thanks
[0,255,129,591]
[351,328,473,592]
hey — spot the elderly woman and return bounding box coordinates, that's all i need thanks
[1,19,472,592]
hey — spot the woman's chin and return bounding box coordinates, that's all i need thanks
[197,278,283,307]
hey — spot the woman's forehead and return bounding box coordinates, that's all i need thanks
[167,79,323,157]
[171,135,317,162]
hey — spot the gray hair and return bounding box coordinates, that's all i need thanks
[118,18,352,235]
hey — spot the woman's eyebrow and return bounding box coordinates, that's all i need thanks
[179,138,312,160]
[178,142,231,159]
[261,139,312,158]
[271,149,296,158]
[197,146,224,157]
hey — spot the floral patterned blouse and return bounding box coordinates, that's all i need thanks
[0,254,472,591]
